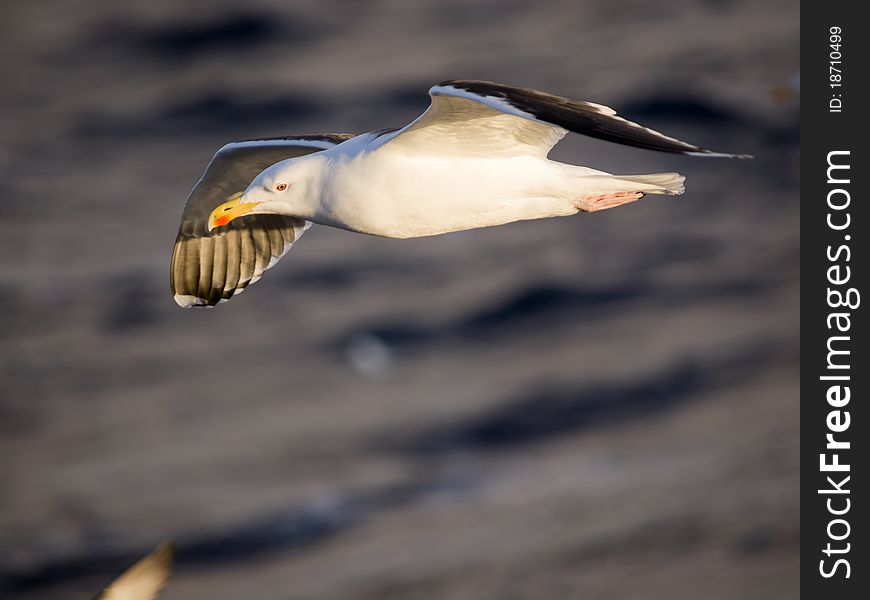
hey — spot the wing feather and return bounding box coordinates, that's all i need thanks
[211,233,228,303]
[196,236,215,304]
[222,229,242,298]
[237,225,257,293]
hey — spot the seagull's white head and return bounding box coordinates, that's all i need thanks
[208,156,317,231]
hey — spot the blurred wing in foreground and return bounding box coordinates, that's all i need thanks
[171,134,355,307]
[93,542,174,600]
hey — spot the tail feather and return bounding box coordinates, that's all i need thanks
[588,172,686,196]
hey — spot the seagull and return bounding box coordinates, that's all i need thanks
[92,542,174,600]
[171,80,748,307]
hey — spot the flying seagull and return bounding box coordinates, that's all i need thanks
[171,80,748,307]
[92,542,174,600]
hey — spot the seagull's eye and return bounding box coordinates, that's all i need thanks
[275,182,288,192]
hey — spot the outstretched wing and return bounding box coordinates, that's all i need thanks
[93,542,174,600]
[171,134,354,307]
[385,80,749,158]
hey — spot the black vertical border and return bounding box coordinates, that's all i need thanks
[802,2,866,598]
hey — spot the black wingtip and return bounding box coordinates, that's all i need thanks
[685,149,754,159]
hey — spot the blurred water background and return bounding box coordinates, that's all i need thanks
[0,1,798,598]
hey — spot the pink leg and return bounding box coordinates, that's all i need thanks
[575,191,645,213]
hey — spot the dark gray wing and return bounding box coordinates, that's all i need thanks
[413,80,749,157]
[171,134,354,307]
[93,542,174,600]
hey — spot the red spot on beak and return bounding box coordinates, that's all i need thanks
[213,215,231,228]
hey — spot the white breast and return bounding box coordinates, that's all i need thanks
[315,146,575,238]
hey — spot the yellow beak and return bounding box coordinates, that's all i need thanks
[208,195,259,231]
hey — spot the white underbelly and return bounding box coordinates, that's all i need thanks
[319,153,578,237]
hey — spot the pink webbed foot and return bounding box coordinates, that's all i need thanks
[575,191,645,213]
